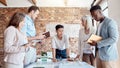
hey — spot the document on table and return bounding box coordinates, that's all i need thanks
[26,59,94,68]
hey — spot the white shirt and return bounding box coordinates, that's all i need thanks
[97,22,104,35]
[78,29,95,54]
[78,28,96,58]
[52,35,69,50]
[4,26,28,64]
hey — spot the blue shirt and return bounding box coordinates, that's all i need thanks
[22,15,36,37]
[97,17,119,61]
[21,15,37,66]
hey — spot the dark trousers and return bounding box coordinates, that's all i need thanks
[56,49,67,59]
[82,53,96,67]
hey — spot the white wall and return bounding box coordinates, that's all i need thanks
[108,0,120,56]
[108,0,120,67]
[46,23,80,37]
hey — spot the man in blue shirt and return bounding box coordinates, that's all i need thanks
[22,6,45,67]
[89,5,119,68]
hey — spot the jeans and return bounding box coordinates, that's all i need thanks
[24,47,36,68]
[56,49,67,59]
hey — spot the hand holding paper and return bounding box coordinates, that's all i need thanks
[89,40,97,46]
[42,31,50,38]
[87,34,102,46]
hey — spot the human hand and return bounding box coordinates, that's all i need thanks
[52,58,57,62]
[67,58,74,61]
[74,55,80,61]
[24,42,32,48]
[88,40,97,46]
[36,33,45,40]
[74,58,77,61]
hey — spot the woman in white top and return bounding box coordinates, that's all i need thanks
[75,15,96,66]
[4,12,31,68]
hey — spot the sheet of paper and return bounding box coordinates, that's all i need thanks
[32,40,42,46]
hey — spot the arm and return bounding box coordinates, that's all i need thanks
[77,30,84,59]
[21,17,45,41]
[51,37,57,62]
[97,20,119,48]
[66,48,70,58]
[52,48,57,62]
[4,27,27,54]
[52,48,56,59]
[65,35,70,57]
[27,36,40,41]
[27,34,45,41]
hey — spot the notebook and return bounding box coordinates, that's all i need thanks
[87,34,102,44]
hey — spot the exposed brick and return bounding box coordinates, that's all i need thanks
[0,8,89,65]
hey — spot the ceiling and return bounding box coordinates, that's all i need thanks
[0,0,94,8]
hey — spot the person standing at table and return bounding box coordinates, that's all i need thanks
[21,6,45,67]
[89,5,119,68]
[52,24,70,62]
[4,12,30,68]
[74,15,96,66]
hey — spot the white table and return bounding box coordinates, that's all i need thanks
[26,59,94,68]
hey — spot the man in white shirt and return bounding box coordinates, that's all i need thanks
[52,24,70,62]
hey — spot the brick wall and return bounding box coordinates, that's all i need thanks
[0,7,89,67]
